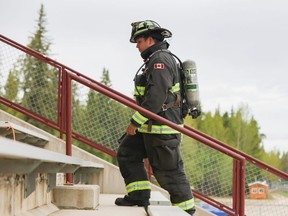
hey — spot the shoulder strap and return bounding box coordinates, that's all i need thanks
[151,50,189,117]
[134,49,189,117]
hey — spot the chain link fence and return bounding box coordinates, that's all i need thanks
[1,38,287,216]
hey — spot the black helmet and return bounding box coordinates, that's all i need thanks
[130,20,172,43]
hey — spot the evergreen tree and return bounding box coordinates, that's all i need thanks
[189,111,232,196]
[71,82,86,133]
[100,68,112,87]
[226,105,264,158]
[182,105,269,196]
[0,4,58,128]
[96,68,130,149]
[4,67,20,102]
[0,63,23,116]
[19,4,58,127]
[77,69,116,162]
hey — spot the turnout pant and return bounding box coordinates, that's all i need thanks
[117,132,194,210]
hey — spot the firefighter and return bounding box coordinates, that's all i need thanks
[115,20,196,215]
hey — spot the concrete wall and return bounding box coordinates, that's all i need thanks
[0,172,52,215]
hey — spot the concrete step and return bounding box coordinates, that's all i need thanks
[49,193,147,216]
[150,191,171,206]
[51,190,170,212]
[148,205,191,216]
[22,192,212,216]
[53,184,100,209]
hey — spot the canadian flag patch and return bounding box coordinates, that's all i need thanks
[154,63,164,69]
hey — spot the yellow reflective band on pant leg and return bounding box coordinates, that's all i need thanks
[126,181,151,193]
[132,112,148,125]
[172,198,195,211]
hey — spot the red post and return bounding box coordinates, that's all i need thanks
[233,159,246,216]
[59,67,66,139]
[239,159,246,216]
[65,73,73,184]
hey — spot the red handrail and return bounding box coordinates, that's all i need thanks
[66,71,246,216]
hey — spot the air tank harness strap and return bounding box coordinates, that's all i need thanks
[148,93,180,132]
[161,93,181,111]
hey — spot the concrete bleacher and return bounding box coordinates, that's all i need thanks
[0,135,196,215]
[0,136,104,197]
[0,134,104,174]
[0,113,107,215]
[0,120,50,146]
[0,110,212,216]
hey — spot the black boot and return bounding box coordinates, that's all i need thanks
[185,207,196,215]
[115,195,150,207]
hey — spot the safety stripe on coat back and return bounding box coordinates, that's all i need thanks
[135,82,180,96]
[138,124,183,134]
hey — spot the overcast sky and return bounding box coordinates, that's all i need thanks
[1,0,288,153]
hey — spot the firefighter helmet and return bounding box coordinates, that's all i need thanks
[130,20,172,43]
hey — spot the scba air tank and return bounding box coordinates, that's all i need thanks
[182,60,201,118]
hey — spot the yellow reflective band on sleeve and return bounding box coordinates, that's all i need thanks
[172,198,195,211]
[134,86,145,96]
[138,124,183,134]
[126,181,151,193]
[132,111,148,125]
[170,82,180,93]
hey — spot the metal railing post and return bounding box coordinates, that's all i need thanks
[65,73,73,184]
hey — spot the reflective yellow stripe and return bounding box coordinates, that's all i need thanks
[170,82,180,93]
[126,181,151,193]
[138,124,183,134]
[134,86,145,96]
[172,198,195,211]
[136,20,157,33]
[132,111,148,125]
[135,83,179,96]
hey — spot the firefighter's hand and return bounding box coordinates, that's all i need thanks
[126,123,137,135]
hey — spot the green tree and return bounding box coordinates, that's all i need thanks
[0,67,22,117]
[0,63,23,117]
[226,105,264,159]
[19,4,58,130]
[223,105,265,185]
[100,68,112,87]
[261,150,282,169]
[4,67,20,102]
[280,152,288,173]
[1,4,58,128]
[182,105,267,196]
[21,5,57,117]
[71,82,86,134]
[75,69,117,162]
[193,111,232,196]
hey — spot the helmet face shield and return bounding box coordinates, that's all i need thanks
[130,20,172,43]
